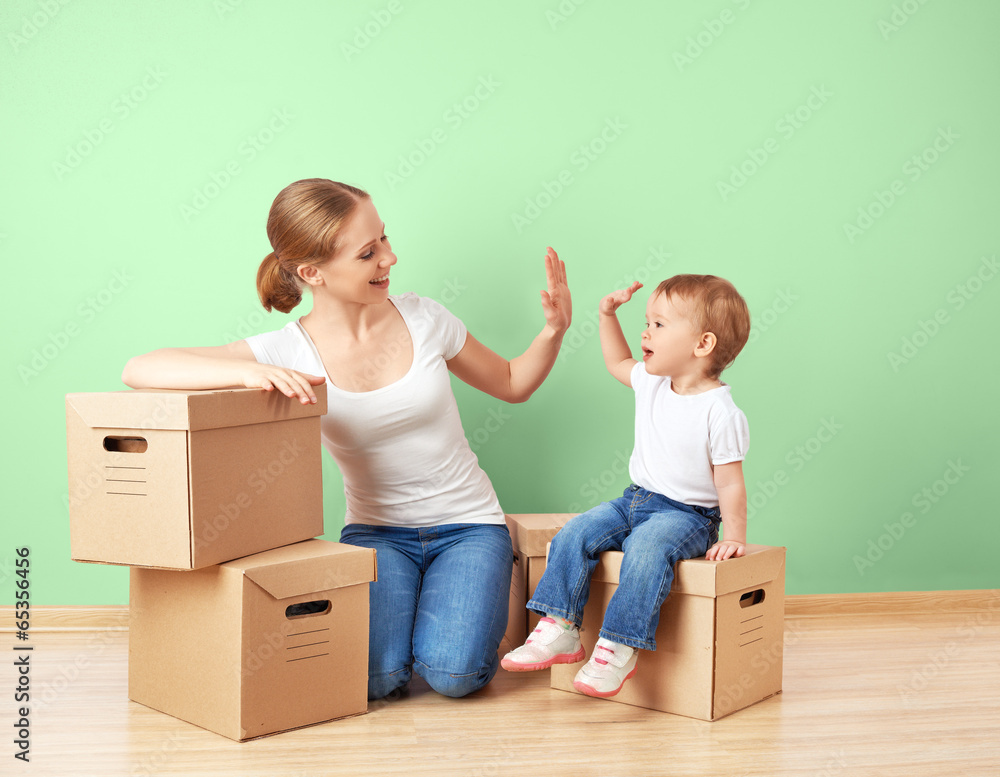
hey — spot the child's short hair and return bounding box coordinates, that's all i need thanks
[654,275,751,378]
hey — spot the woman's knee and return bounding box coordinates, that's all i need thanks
[413,655,498,698]
[369,665,412,701]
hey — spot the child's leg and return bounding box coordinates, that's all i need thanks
[572,496,716,697]
[599,499,717,651]
[503,492,632,671]
[525,492,633,624]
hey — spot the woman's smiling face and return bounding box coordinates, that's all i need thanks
[301,197,397,303]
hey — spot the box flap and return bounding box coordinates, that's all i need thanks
[590,545,786,597]
[65,384,327,432]
[67,391,194,431]
[186,384,327,430]
[506,513,575,556]
[234,540,376,600]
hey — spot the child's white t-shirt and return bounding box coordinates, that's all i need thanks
[244,293,505,527]
[628,362,749,508]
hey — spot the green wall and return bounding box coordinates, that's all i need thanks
[3,0,998,604]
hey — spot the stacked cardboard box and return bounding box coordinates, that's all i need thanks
[66,386,377,740]
[129,539,375,741]
[66,387,328,569]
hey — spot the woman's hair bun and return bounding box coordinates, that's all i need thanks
[256,251,302,313]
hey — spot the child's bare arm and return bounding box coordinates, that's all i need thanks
[599,282,642,387]
[706,461,747,560]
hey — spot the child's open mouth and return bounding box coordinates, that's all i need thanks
[369,273,390,288]
[641,347,652,361]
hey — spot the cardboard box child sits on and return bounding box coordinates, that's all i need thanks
[502,274,751,698]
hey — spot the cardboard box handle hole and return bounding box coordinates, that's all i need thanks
[285,600,331,619]
[739,589,765,608]
[103,436,148,453]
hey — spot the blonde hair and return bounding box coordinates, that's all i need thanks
[256,178,370,313]
[654,274,751,378]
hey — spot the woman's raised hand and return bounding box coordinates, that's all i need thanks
[540,247,572,337]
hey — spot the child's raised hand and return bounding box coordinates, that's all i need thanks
[599,282,643,315]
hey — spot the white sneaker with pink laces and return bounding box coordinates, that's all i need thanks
[500,616,585,671]
[572,637,638,697]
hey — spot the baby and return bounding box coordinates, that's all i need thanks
[502,274,751,697]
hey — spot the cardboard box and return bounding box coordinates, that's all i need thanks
[551,544,786,720]
[500,513,575,654]
[129,539,376,741]
[66,386,327,569]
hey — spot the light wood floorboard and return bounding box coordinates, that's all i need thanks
[4,600,1000,776]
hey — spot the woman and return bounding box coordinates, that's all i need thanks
[122,178,572,699]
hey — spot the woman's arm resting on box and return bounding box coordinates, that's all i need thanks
[706,460,747,561]
[122,342,325,404]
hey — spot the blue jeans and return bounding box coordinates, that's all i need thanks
[527,485,720,651]
[339,522,513,700]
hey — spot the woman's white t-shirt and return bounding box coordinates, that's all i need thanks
[244,293,505,527]
[629,362,749,508]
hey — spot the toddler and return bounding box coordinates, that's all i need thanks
[501,274,751,697]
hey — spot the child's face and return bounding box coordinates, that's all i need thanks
[641,292,705,377]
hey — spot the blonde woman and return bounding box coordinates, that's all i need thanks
[123,178,572,699]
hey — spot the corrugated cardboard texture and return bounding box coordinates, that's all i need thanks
[66,386,327,569]
[129,565,244,733]
[551,545,786,720]
[128,540,376,741]
[505,513,575,557]
[240,579,369,740]
[68,405,193,567]
[711,552,786,719]
[525,556,550,636]
[501,552,529,654]
[186,417,323,567]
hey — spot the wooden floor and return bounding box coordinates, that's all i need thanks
[7,597,1000,777]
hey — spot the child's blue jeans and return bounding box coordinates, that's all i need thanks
[527,484,720,651]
